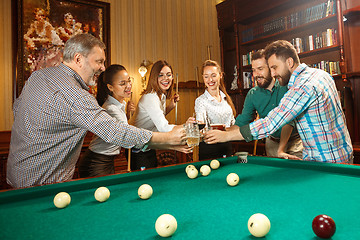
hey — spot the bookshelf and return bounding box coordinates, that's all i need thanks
[216,0,360,142]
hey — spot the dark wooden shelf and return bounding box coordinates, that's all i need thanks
[298,44,340,57]
[178,81,204,89]
[240,14,337,46]
[217,0,360,142]
[343,5,360,20]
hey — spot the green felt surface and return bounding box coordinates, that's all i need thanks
[1,156,360,239]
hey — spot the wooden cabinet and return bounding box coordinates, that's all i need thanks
[216,0,360,143]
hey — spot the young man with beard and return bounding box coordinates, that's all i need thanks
[235,49,302,159]
[7,34,189,188]
[204,40,353,163]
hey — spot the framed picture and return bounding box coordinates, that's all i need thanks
[13,0,110,98]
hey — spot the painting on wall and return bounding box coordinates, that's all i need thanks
[14,0,110,97]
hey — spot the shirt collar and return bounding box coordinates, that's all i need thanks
[107,95,126,110]
[204,89,226,101]
[59,63,89,91]
[288,63,307,88]
[160,93,166,102]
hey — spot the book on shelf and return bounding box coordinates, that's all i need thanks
[309,60,341,75]
[241,0,336,43]
[290,28,337,53]
[242,50,256,66]
[243,72,254,89]
[325,0,336,17]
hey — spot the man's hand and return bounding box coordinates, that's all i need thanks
[168,124,187,145]
[277,151,302,160]
[203,129,229,144]
[203,125,244,144]
[149,125,187,149]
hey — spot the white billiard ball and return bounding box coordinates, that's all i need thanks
[187,167,198,179]
[53,192,71,209]
[200,165,211,176]
[138,184,153,200]
[185,164,196,174]
[248,213,271,237]
[155,214,178,237]
[94,187,110,202]
[210,159,220,169]
[226,173,239,186]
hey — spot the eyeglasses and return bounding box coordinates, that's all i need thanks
[158,73,173,79]
[118,77,134,86]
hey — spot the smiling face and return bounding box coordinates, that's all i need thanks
[107,70,132,102]
[203,66,221,91]
[251,58,273,89]
[267,54,292,86]
[81,46,106,85]
[157,66,173,93]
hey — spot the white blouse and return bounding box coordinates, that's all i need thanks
[195,90,235,127]
[89,96,128,155]
[132,92,175,132]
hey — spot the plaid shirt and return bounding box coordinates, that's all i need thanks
[7,64,152,188]
[241,64,353,163]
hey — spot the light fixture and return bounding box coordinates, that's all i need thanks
[138,65,147,78]
[138,60,151,89]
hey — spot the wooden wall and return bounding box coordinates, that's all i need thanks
[0,0,13,131]
[0,0,222,130]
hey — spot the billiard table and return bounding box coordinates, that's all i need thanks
[1,155,360,239]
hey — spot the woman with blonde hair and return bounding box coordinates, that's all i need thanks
[195,60,236,160]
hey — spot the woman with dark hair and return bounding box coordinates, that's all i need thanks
[195,60,236,160]
[78,64,135,177]
[130,60,182,170]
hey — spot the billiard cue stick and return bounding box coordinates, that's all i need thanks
[175,73,179,124]
[195,67,199,97]
[207,45,211,60]
[174,74,179,163]
[127,145,132,172]
[127,92,133,172]
[253,113,259,155]
[194,67,200,162]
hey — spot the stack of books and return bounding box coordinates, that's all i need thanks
[241,0,336,43]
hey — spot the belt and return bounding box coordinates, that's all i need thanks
[269,133,300,143]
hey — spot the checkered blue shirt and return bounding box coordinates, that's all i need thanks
[7,64,152,188]
[242,64,353,163]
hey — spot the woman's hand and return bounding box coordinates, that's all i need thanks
[169,145,193,154]
[168,93,180,111]
[126,100,136,119]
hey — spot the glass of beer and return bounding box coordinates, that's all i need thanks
[184,122,200,147]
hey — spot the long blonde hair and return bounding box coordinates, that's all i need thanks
[202,60,236,116]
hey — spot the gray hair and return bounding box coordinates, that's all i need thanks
[63,33,106,62]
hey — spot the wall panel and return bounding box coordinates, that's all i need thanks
[0,0,220,130]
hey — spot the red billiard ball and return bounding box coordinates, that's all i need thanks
[312,214,336,239]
